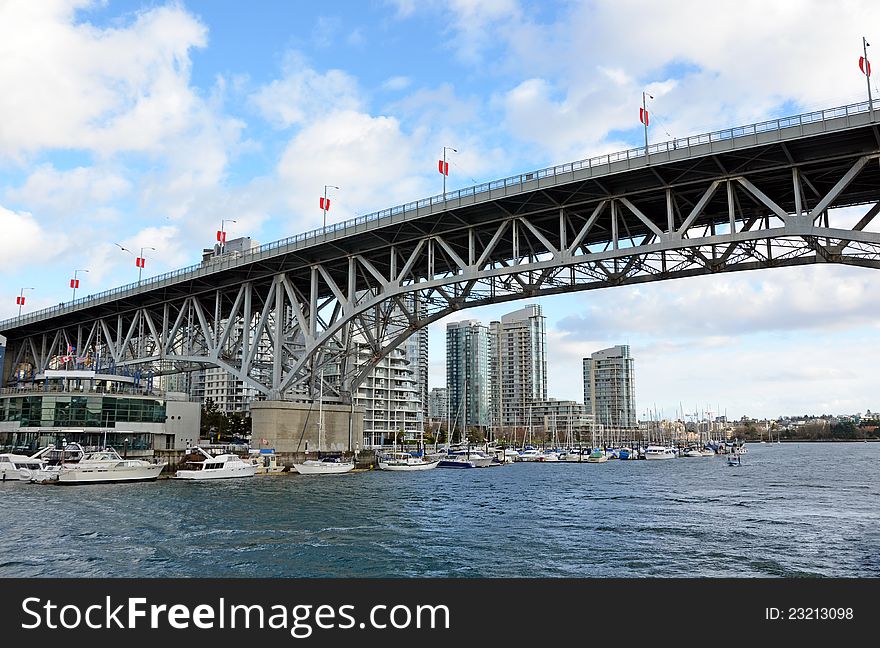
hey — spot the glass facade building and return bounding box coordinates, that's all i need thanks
[582,345,637,434]
[446,320,490,433]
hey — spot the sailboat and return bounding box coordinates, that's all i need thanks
[292,370,355,475]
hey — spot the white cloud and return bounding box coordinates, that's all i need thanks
[6,165,131,214]
[0,1,209,159]
[0,205,68,272]
[276,109,430,227]
[382,75,412,91]
[250,53,364,129]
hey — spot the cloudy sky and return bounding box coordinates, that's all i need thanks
[1,0,879,420]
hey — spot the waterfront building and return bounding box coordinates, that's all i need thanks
[428,387,448,421]
[528,399,593,444]
[488,304,547,430]
[340,341,422,447]
[0,369,200,454]
[404,326,429,422]
[200,366,257,414]
[446,320,491,434]
[582,345,637,437]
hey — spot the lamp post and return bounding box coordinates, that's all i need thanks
[124,436,129,459]
[863,37,874,118]
[70,269,89,302]
[16,287,34,317]
[321,185,339,228]
[440,146,457,198]
[641,91,654,162]
[116,244,156,283]
[219,219,236,254]
[137,247,156,283]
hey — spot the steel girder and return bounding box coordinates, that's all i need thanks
[4,154,880,402]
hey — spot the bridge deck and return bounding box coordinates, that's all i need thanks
[3,100,879,337]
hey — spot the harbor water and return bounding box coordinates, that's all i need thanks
[2,442,878,578]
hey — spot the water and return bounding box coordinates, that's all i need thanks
[2,443,878,577]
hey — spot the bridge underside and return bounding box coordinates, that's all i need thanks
[4,120,880,402]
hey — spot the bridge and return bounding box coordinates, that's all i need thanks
[2,100,880,405]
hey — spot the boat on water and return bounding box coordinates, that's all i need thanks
[174,447,256,480]
[542,450,561,462]
[437,447,494,469]
[645,445,676,460]
[378,451,439,471]
[1,450,48,482]
[700,447,716,456]
[728,453,742,466]
[515,447,545,462]
[560,449,587,462]
[683,447,704,458]
[618,447,635,460]
[292,456,354,475]
[249,448,287,474]
[585,448,608,463]
[27,444,165,485]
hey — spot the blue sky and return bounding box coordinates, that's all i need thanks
[2,0,880,419]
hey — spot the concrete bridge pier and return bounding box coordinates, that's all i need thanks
[250,400,364,466]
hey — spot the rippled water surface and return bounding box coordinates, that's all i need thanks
[2,443,878,577]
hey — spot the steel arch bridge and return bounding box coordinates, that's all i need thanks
[3,101,880,403]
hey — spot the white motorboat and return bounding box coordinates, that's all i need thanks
[542,450,561,462]
[560,449,587,462]
[0,451,48,482]
[645,445,676,460]
[378,452,439,471]
[683,448,704,458]
[700,447,716,456]
[292,456,355,475]
[515,448,545,462]
[174,447,256,480]
[34,444,166,484]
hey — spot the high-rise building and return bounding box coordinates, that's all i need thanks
[446,320,490,432]
[427,387,448,421]
[582,345,637,434]
[488,305,547,429]
[341,341,422,447]
[404,327,429,421]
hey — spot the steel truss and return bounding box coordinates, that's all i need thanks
[5,155,880,403]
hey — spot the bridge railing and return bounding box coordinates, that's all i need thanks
[1,99,874,331]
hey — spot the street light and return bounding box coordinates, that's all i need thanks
[641,91,654,162]
[16,287,34,317]
[115,243,156,283]
[218,219,236,254]
[320,185,339,228]
[439,146,457,198]
[70,269,89,302]
[862,37,874,118]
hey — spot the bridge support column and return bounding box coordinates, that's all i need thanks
[250,401,364,465]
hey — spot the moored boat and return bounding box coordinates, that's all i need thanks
[34,444,166,485]
[175,447,256,480]
[645,445,676,460]
[1,450,48,482]
[249,448,287,474]
[292,456,354,475]
[378,452,439,471]
[585,448,608,463]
